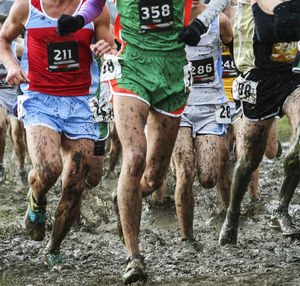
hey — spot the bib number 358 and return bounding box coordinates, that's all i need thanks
[138,0,174,33]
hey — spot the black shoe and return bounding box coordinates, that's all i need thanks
[219,209,240,246]
[111,191,124,244]
[270,211,300,236]
[123,254,147,285]
[0,164,5,183]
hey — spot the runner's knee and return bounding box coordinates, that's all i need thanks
[198,170,218,189]
[123,150,146,177]
[175,160,195,186]
[33,160,63,188]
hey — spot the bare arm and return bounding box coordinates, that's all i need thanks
[0,0,30,85]
[219,12,233,44]
[92,5,116,58]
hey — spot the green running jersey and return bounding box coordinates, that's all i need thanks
[114,0,192,51]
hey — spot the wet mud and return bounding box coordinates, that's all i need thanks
[0,136,299,285]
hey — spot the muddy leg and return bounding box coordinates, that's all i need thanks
[108,121,121,174]
[114,96,148,258]
[172,127,195,239]
[140,110,180,198]
[0,106,7,183]
[9,117,27,184]
[46,136,93,252]
[216,133,232,209]
[272,88,300,235]
[25,126,62,241]
[86,140,105,189]
[219,118,274,245]
[264,119,279,159]
[194,134,220,189]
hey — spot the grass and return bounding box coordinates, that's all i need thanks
[277,117,292,142]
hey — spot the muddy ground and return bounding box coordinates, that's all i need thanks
[0,132,299,286]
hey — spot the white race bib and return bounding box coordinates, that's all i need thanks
[17,95,29,119]
[100,54,122,82]
[88,97,114,123]
[215,103,231,124]
[232,75,258,104]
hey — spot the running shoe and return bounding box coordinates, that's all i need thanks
[122,254,147,285]
[45,252,66,271]
[0,164,5,183]
[182,237,195,243]
[25,189,47,241]
[270,211,300,236]
[111,190,125,244]
[219,209,240,246]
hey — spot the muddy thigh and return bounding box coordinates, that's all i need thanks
[194,134,220,189]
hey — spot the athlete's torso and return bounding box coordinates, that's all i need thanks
[234,0,297,73]
[186,16,226,105]
[21,0,99,96]
[114,0,192,51]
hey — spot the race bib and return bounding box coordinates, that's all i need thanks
[222,54,238,78]
[270,42,298,63]
[88,97,114,123]
[183,63,193,93]
[138,0,174,33]
[47,41,79,72]
[215,103,231,124]
[17,95,29,119]
[100,54,122,82]
[191,57,215,85]
[232,75,258,104]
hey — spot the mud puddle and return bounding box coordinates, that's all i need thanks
[0,137,299,286]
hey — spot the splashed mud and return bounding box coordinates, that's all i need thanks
[0,136,299,285]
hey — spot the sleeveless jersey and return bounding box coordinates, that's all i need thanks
[221,43,238,102]
[114,0,192,51]
[186,17,227,105]
[234,0,297,74]
[21,0,99,96]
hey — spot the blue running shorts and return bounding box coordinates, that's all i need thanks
[20,91,100,140]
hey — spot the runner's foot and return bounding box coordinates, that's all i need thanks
[45,251,66,271]
[123,254,147,285]
[219,209,240,246]
[25,189,47,241]
[270,210,300,236]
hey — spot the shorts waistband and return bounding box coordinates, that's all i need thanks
[124,44,185,58]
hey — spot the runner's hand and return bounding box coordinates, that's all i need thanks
[178,18,207,46]
[6,63,30,86]
[57,14,85,36]
[91,40,113,57]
